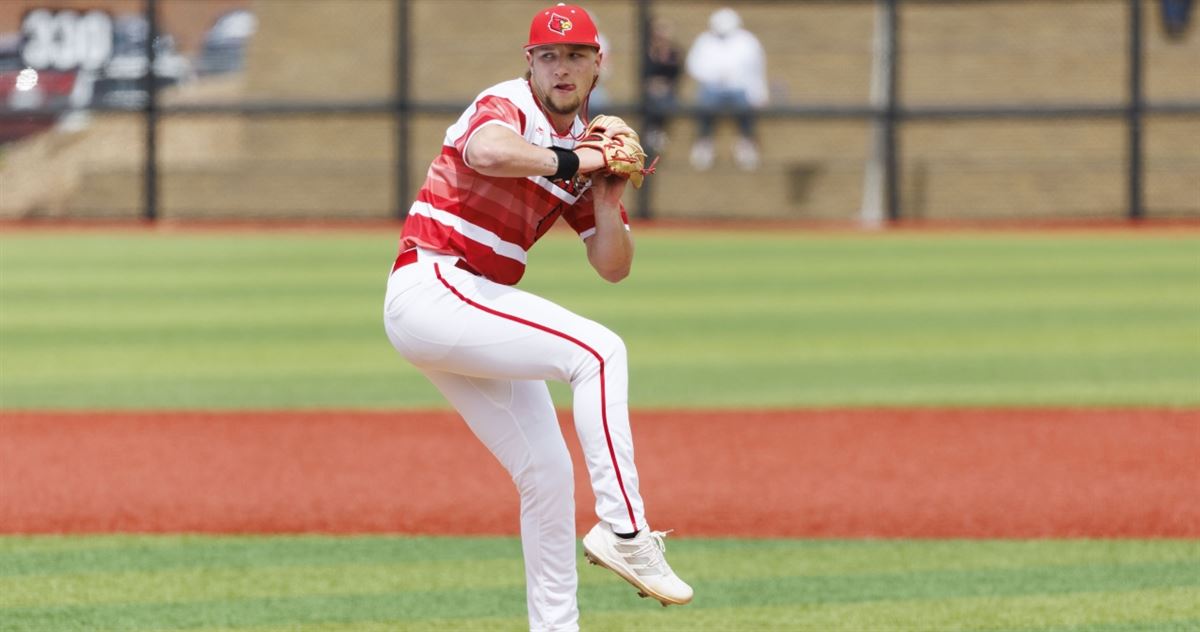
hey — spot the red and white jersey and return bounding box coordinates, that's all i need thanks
[398,78,628,285]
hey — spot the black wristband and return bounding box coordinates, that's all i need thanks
[549,146,579,181]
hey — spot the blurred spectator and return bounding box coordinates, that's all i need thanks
[1160,0,1194,39]
[642,16,682,154]
[197,9,258,76]
[685,7,768,171]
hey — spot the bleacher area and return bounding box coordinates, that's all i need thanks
[0,0,1196,221]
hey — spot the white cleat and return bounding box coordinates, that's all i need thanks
[582,523,694,606]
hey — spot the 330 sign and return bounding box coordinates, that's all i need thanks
[21,9,114,71]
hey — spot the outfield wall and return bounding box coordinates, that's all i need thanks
[0,0,1196,221]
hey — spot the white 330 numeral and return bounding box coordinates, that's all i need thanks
[21,9,114,72]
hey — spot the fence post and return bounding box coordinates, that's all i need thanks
[142,0,159,222]
[1128,0,1145,220]
[861,0,898,227]
[395,0,411,220]
[884,0,901,222]
[634,0,653,220]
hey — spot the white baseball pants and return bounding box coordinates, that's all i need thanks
[382,248,647,632]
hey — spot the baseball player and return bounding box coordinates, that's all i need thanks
[382,3,691,631]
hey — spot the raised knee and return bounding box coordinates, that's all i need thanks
[589,328,626,367]
[569,327,626,385]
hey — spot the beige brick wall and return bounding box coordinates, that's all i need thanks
[241,0,394,101]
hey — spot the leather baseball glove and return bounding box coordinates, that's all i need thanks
[575,115,658,188]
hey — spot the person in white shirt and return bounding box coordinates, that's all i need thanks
[685,7,768,171]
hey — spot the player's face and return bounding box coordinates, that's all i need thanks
[526,44,601,116]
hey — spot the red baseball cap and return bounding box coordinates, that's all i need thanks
[525,3,600,50]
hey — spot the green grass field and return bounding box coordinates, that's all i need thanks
[3,536,1198,631]
[1,229,1197,408]
[2,228,1198,631]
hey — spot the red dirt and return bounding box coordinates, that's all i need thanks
[1,409,1197,537]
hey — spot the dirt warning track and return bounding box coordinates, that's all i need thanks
[2,409,1196,537]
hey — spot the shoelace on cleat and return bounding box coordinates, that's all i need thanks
[624,529,674,577]
[649,529,673,553]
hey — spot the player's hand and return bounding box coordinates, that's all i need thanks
[589,171,628,207]
[574,115,656,188]
[584,115,636,140]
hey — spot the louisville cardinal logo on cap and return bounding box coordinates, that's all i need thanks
[548,13,573,35]
[525,3,600,50]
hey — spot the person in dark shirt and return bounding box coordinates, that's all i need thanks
[642,16,682,154]
[1161,0,1194,39]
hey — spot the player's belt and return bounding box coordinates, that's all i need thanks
[391,249,482,277]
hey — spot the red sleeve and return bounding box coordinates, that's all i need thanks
[452,95,526,154]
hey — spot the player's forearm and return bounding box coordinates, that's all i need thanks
[587,206,634,283]
[466,126,603,178]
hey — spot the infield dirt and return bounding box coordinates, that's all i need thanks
[2,409,1196,537]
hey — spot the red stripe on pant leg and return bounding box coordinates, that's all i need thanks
[433,264,639,532]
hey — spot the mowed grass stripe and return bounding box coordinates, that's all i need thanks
[677,561,1199,608]
[1,590,531,632]
[0,561,525,608]
[2,231,1198,408]
[0,535,523,576]
[2,537,1198,631]
[76,589,1200,632]
[3,566,1196,631]
[678,539,1200,580]
[573,588,1200,632]
[162,604,1200,632]
[6,537,1197,578]
[7,541,1197,609]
